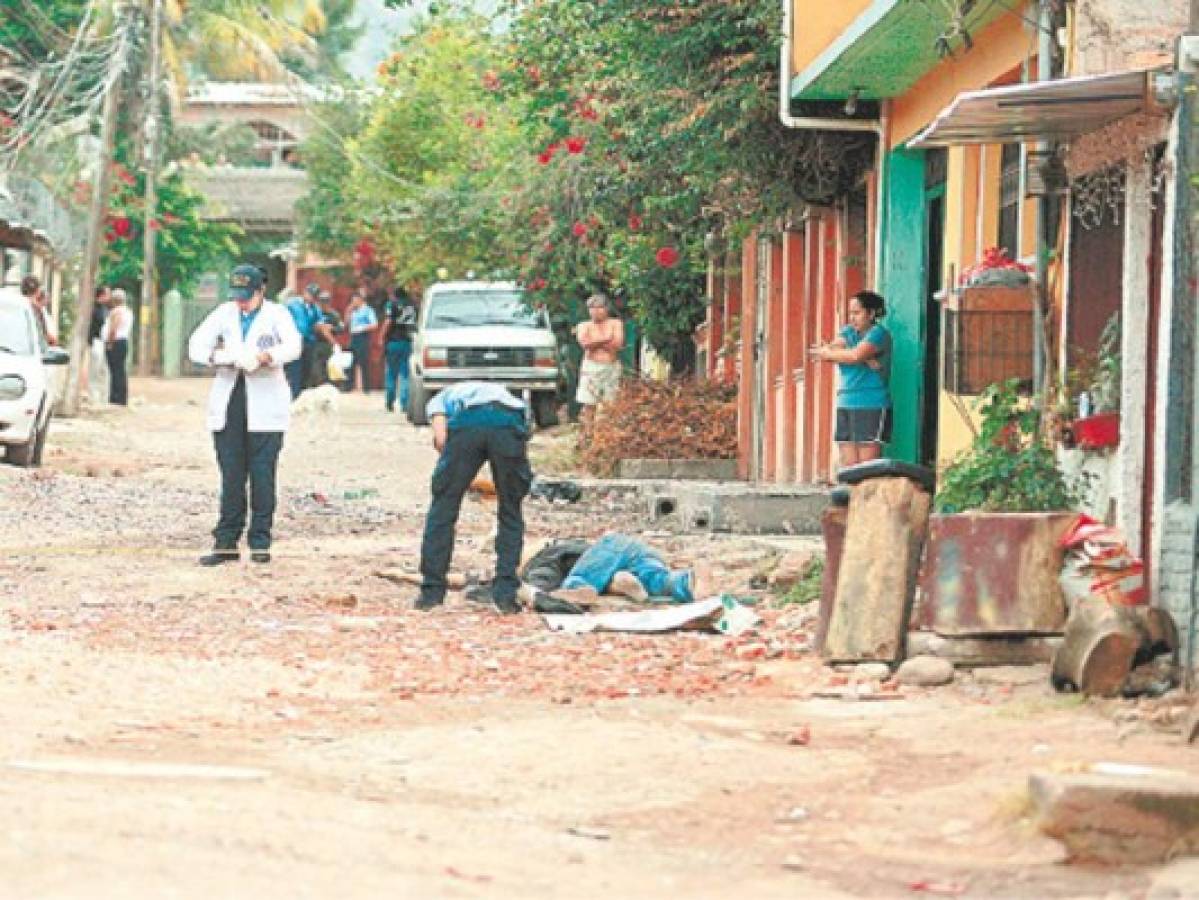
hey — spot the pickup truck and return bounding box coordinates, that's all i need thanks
[407,281,562,428]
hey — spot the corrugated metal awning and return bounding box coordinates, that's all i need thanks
[908,70,1167,149]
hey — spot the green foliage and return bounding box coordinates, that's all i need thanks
[935,380,1082,514]
[777,557,825,607]
[99,132,242,297]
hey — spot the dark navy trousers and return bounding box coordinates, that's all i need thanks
[420,425,532,603]
[213,376,283,551]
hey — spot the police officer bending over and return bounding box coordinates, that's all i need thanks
[188,265,302,565]
[416,382,533,614]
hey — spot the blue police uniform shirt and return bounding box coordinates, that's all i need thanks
[837,323,892,410]
[286,297,320,341]
[349,305,377,334]
[427,382,526,431]
[239,307,260,340]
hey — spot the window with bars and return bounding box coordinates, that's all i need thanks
[943,307,1034,395]
[997,143,1022,257]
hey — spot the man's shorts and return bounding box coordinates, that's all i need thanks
[835,407,892,444]
[576,360,622,405]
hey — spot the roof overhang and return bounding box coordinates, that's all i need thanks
[791,0,1011,102]
[908,69,1174,148]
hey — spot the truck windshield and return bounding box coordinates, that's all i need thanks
[0,305,37,355]
[425,291,543,329]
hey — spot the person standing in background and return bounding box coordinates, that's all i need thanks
[345,290,377,393]
[21,275,56,345]
[284,283,321,398]
[103,288,133,406]
[808,290,892,468]
[87,285,111,406]
[309,290,345,388]
[574,293,624,431]
[381,285,417,413]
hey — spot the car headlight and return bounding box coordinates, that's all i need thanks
[0,375,26,401]
[534,347,556,368]
[423,347,448,368]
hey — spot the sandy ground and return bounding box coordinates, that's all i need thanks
[1,376,1197,899]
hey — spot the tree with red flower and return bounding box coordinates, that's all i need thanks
[571,221,588,238]
[655,246,680,268]
[112,216,133,238]
[565,136,586,155]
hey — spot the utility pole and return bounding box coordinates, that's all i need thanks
[62,8,129,417]
[137,0,162,376]
[1032,0,1055,403]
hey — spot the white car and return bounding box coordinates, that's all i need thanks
[0,289,69,466]
[408,281,562,427]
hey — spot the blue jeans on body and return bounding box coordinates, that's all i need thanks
[384,339,412,412]
[561,533,694,602]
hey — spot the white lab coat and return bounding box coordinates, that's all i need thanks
[187,300,301,433]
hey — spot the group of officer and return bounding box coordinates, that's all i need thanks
[187,263,533,615]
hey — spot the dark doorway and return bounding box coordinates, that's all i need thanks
[921,150,947,467]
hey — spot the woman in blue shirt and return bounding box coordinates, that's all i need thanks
[809,290,892,469]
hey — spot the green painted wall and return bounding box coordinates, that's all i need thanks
[879,147,927,464]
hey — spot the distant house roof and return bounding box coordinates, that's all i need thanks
[184,81,329,107]
[185,165,309,230]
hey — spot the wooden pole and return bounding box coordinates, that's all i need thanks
[62,12,128,418]
[137,0,162,376]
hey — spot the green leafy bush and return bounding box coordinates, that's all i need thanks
[935,380,1082,513]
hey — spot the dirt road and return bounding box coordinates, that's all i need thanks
[0,377,1193,898]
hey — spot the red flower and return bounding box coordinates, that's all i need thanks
[104,229,116,243]
[537,151,553,165]
[111,216,132,238]
[481,70,501,92]
[628,214,643,231]
[162,213,180,225]
[526,64,542,85]
[529,277,547,291]
[148,219,161,231]
[572,222,588,238]
[543,241,554,252]
[565,136,586,155]
[655,246,680,269]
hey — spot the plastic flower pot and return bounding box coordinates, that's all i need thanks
[1073,412,1120,450]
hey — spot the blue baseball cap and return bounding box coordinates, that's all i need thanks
[229,264,266,301]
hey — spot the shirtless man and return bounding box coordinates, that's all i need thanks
[574,293,624,430]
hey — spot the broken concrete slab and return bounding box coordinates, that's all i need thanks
[824,478,931,663]
[1030,764,1199,864]
[648,482,828,535]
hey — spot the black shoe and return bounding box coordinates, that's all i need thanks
[414,595,444,612]
[492,594,522,615]
[199,550,239,567]
[250,551,271,564]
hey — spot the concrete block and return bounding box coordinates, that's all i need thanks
[1030,765,1199,864]
[617,458,738,480]
[646,483,827,535]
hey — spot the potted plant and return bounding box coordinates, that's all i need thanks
[917,380,1084,636]
[1069,313,1121,451]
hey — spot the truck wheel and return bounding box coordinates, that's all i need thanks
[408,377,429,426]
[533,392,560,428]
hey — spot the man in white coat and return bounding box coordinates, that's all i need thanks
[188,264,301,565]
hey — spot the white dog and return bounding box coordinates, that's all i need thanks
[291,383,342,436]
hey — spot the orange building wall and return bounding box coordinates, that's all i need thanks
[791,1,875,75]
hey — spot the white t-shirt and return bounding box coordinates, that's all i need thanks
[104,305,133,341]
